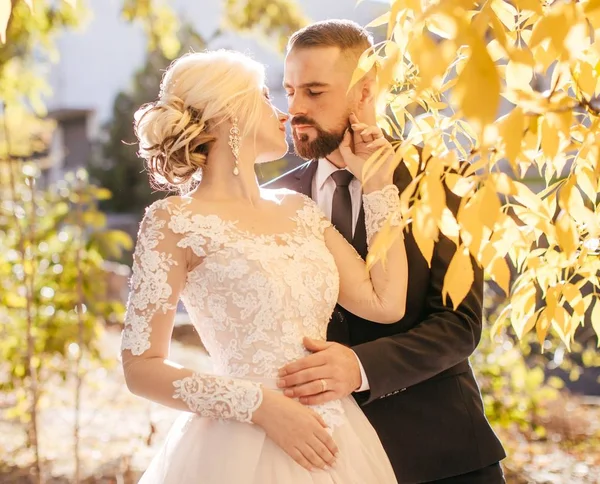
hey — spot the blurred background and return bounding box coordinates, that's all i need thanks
[0,0,599,483]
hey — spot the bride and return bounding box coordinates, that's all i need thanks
[121,49,407,483]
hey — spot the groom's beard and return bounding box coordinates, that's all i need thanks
[291,116,349,160]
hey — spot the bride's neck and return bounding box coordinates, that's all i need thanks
[192,142,261,204]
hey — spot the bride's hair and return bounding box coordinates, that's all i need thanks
[134,50,265,192]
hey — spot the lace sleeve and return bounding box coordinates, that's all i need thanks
[121,199,262,423]
[363,184,402,248]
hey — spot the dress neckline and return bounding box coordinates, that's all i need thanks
[178,195,315,246]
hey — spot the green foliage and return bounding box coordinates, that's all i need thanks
[89,25,207,213]
[474,329,561,437]
[473,289,555,436]
[120,0,181,59]
[475,288,600,436]
[224,0,308,52]
[0,163,131,398]
[0,1,85,111]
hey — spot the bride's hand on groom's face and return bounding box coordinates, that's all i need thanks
[277,337,361,405]
[338,113,394,192]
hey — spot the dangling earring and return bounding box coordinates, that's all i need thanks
[228,117,240,176]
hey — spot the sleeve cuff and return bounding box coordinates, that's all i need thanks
[352,350,370,392]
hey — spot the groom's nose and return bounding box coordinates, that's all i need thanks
[287,93,307,117]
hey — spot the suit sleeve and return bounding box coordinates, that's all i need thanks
[351,163,483,405]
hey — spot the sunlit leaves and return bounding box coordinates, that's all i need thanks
[453,39,501,133]
[223,0,308,53]
[443,245,474,310]
[0,0,78,44]
[361,0,600,347]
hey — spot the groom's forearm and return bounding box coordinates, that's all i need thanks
[352,232,484,405]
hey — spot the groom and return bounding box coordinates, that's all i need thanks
[267,20,506,483]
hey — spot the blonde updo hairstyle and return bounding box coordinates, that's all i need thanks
[134,50,266,192]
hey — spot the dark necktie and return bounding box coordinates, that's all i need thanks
[330,170,354,243]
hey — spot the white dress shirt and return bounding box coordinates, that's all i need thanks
[312,159,370,392]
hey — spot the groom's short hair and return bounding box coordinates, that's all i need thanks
[287,19,373,60]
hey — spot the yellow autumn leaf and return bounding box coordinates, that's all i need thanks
[400,144,421,179]
[529,7,573,53]
[408,34,448,91]
[559,178,598,233]
[348,48,377,91]
[491,172,515,196]
[508,47,535,67]
[424,169,446,222]
[414,201,438,240]
[498,107,525,169]
[445,173,475,197]
[564,21,590,61]
[506,61,533,91]
[513,181,544,213]
[362,145,390,185]
[488,10,507,49]
[413,215,435,268]
[479,181,502,229]
[513,0,543,15]
[573,60,598,98]
[546,110,572,142]
[517,310,540,339]
[489,256,511,295]
[426,12,457,40]
[377,41,401,94]
[562,283,581,306]
[387,0,404,40]
[576,166,598,203]
[555,211,578,258]
[25,0,33,11]
[586,1,600,30]
[541,116,560,160]
[512,280,537,313]
[458,194,484,257]
[438,206,459,237]
[552,307,571,350]
[452,38,500,131]
[536,309,551,346]
[0,0,10,43]
[490,0,517,30]
[490,304,511,339]
[442,245,474,309]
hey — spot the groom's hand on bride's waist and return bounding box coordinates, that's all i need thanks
[277,337,362,405]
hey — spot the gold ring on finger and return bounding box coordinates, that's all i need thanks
[320,379,328,393]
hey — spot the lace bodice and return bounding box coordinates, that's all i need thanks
[123,190,338,366]
[121,186,404,428]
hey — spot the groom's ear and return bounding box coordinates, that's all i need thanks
[355,77,378,124]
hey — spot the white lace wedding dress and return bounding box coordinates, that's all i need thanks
[121,187,400,484]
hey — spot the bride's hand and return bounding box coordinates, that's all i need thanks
[252,389,338,471]
[339,113,395,193]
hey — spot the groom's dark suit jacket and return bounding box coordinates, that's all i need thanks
[265,151,506,483]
